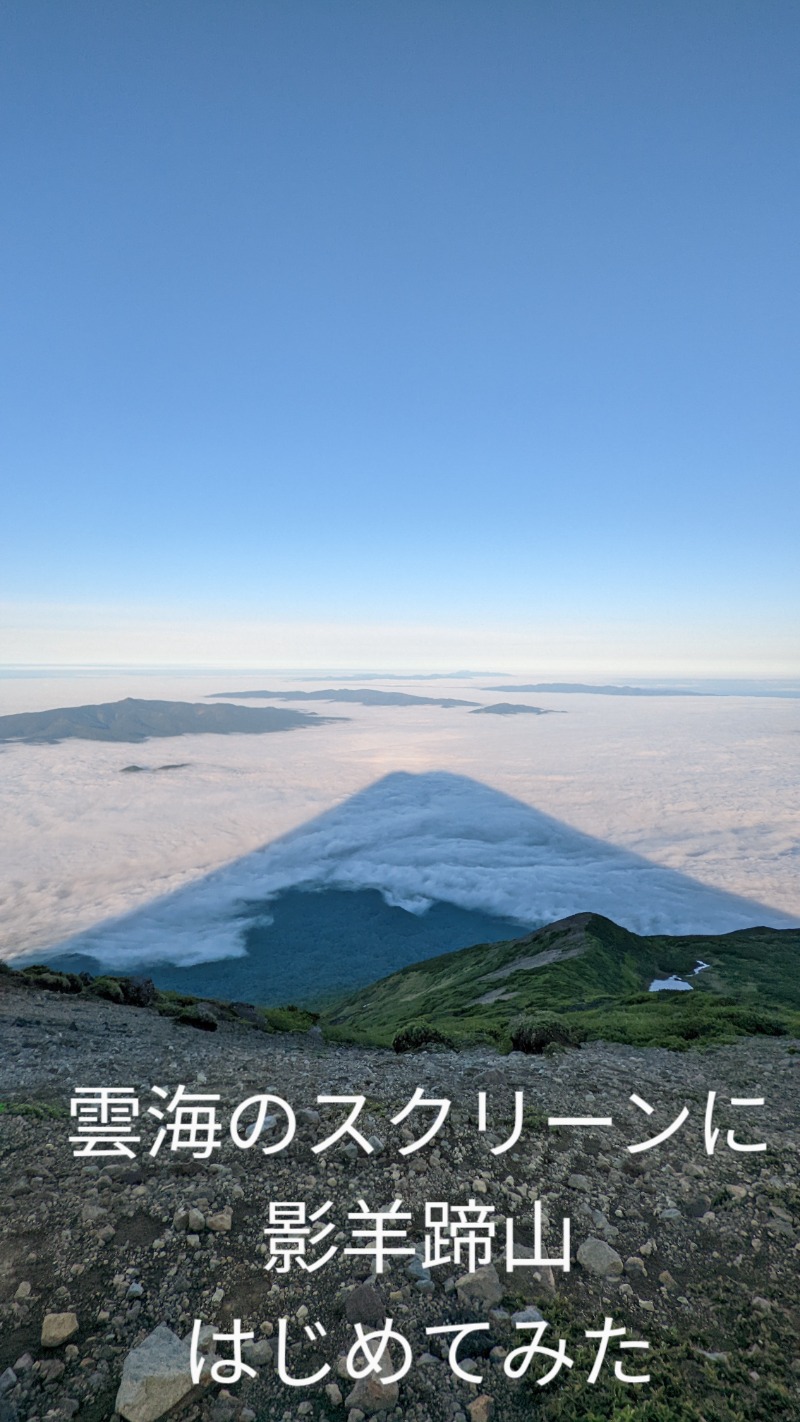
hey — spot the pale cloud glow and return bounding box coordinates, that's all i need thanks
[2,602,799,677]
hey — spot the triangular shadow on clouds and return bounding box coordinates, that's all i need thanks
[24,771,798,1003]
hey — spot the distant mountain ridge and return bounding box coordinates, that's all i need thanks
[0,697,343,744]
[207,688,479,707]
[470,702,555,716]
[482,682,701,695]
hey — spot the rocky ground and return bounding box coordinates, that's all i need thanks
[1,975,798,1422]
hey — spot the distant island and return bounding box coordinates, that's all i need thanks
[482,682,702,695]
[0,697,345,745]
[470,702,555,716]
[207,687,479,708]
[120,762,190,773]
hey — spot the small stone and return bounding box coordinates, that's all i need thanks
[345,1284,386,1327]
[298,1108,321,1126]
[325,1382,343,1406]
[511,1306,544,1324]
[41,1313,79,1348]
[0,1370,17,1399]
[345,1356,400,1413]
[568,1174,591,1193]
[37,1357,65,1382]
[624,1257,648,1280]
[14,1282,32,1300]
[206,1209,232,1233]
[468,1397,495,1422]
[242,1339,273,1366]
[187,1209,205,1232]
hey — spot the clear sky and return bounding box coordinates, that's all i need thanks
[2,1,798,673]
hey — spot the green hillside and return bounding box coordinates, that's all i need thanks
[322,911,800,1051]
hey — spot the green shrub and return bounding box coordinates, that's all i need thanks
[175,1004,218,1031]
[262,1005,319,1033]
[509,1011,583,1054]
[21,965,83,994]
[90,976,125,1003]
[392,1021,456,1053]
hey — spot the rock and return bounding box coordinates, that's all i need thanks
[41,1312,79,1347]
[115,1324,195,1422]
[511,1306,544,1324]
[406,1256,432,1284]
[624,1256,648,1280]
[37,1358,65,1382]
[469,1397,495,1422]
[344,1358,399,1414]
[325,1382,344,1406]
[577,1237,623,1278]
[568,1173,592,1193]
[14,1282,31,1300]
[187,1208,206,1232]
[345,1283,386,1326]
[456,1264,503,1306]
[500,1245,556,1298]
[206,1208,232,1233]
[298,1108,321,1126]
[242,1338,273,1366]
[0,1372,16,1399]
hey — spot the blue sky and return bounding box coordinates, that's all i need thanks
[2,1,798,671]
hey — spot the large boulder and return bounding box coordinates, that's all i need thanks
[115,1325,195,1422]
[455,1264,503,1307]
[577,1237,623,1278]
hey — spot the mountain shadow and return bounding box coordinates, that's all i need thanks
[13,770,797,1004]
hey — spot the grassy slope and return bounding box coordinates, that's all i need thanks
[322,912,800,1049]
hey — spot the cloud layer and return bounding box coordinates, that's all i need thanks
[2,672,798,966]
[17,768,799,973]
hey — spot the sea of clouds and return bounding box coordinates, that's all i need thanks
[1,670,798,968]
